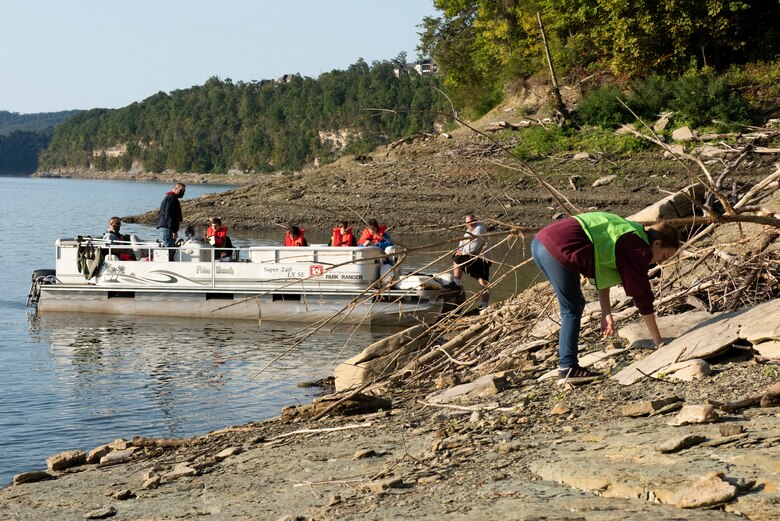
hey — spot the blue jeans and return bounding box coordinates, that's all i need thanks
[531,238,586,369]
[159,227,174,247]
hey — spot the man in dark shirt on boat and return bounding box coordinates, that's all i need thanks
[156,182,186,260]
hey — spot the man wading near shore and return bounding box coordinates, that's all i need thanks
[156,182,186,260]
[531,212,680,385]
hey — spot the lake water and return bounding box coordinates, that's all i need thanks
[0,176,538,487]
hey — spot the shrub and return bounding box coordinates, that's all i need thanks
[514,126,571,160]
[669,72,751,130]
[625,75,673,121]
[573,128,650,155]
[574,86,631,129]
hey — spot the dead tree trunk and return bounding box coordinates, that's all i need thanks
[537,11,570,124]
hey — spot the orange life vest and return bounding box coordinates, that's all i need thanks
[331,227,356,247]
[284,229,307,247]
[205,225,229,247]
[358,225,387,246]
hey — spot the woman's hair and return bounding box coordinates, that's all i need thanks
[210,217,222,225]
[366,218,379,231]
[337,220,348,228]
[289,225,301,237]
[645,222,681,249]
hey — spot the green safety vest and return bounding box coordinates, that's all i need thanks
[573,212,649,289]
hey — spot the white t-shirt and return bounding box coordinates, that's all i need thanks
[459,223,486,255]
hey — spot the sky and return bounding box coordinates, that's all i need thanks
[1,0,439,114]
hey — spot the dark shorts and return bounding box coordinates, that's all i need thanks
[453,254,491,281]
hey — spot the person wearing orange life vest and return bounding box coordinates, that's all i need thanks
[205,217,229,247]
[330,220,357,247]
[205,217,233,259]
[284,225,308,246]
[358,218,392,249]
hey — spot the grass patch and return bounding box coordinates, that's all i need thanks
[513,126,649,161]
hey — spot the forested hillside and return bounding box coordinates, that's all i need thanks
[0,110,81,135]
[0,110,80,174]
[420,0,780,118]
[0,130,52,174]
[39,58,448,174]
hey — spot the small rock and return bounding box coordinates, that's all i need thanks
[572,152,590,161]
[112,489,135,500]
[86,445,111,464]
[760,382,780,407]
[621,396,682,417]
[47,450,86,471]
[495,441,523,454]
[99,449,136,466]
[13,470,54,485]
[326,494,342,507]
[663,144,685,158]
[657,434,707,453]
[719,424,745,437]
[469,411,481,423]
[662,359,711,382]
[550,404,570,416]
[163,465,198,481]
[434,373,458,390]
[668,405,719,426]
[141,476,161,489]
[672,126,695,142]
[108,438,131,451]
[592,175,617,188]
[215,446,242,461]
[653,112,673,132]
[84,506,117,519]
[674,472,737,509]
[361,477,403,495]
[353,449,377,460]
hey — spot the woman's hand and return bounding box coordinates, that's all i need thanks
[600,313,615,336]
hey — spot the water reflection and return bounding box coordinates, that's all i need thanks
[26,313,383,438]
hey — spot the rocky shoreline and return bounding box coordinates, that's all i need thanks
[2,338,778,520]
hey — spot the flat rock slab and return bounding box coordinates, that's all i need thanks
[529,415,780,520]
[614,300,780,385]
[618,310,716,348]
[426,373,509,403]
[627,183,704,222]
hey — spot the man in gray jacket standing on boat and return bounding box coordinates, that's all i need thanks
[156,182,186,258]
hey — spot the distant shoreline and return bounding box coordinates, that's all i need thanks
[31,169,253,186]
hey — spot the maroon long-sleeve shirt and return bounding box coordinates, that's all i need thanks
[535,217,656,314]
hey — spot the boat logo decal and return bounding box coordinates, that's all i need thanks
[310,265,324,277]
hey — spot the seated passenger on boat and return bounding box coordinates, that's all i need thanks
[284,225,308,246]
[358,219,392,249]
[205,217,233,258]
[329,220,357,247]
[103,216,135,260]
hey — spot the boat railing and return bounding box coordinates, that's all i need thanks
[54,238,388,289]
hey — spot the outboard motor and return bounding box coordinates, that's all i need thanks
[27,269,57,306]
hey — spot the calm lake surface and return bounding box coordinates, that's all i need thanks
[0,176,537,486]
